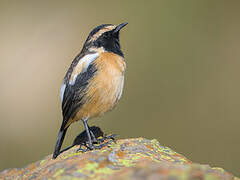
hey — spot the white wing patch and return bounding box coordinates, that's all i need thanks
[60,82,66,103]
[117,76,124,100]
[69,53,99,85]
[71,74,78,85]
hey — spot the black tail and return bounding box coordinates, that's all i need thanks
[52,127,68,159]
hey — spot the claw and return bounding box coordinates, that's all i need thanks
[76,140,113,152]
[97,134,119,143]
[77,146,88,152]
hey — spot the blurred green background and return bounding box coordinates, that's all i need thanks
[0,0,239,176]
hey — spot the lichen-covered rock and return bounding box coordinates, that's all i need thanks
[0,138,238,180]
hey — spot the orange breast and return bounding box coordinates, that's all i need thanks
[72,52,126,123]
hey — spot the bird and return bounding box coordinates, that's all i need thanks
[72,126,104,146]
[59,126,117,154]
[59,126,104,154]
[52,22,128,159]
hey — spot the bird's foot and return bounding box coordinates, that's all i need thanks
[95,134,118,143]
[76,145,88,152]
[76,133,119,153]
[76,139,114,152]
[89,130,98,143]
[90,140,113,150]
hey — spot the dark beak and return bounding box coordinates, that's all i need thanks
[113,22,128,34]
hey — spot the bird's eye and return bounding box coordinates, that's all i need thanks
[103,32,111,39]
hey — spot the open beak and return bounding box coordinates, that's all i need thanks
[113,22,128,33]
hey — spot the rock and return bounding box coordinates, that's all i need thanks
[0,138,238,180]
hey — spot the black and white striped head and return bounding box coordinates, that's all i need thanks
[82,23,128,57]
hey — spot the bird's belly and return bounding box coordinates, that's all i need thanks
[74,73,124,121]
[73,53,126,122]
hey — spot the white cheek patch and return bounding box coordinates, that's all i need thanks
[60,82,66,103]
[69,53,99,85]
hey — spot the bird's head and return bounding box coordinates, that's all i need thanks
[82,22,128,57]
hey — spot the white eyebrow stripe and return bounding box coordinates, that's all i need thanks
[69,52,99,85]
[89,26,116,42]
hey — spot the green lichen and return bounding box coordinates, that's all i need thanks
[117,158,135,167]
[1,138,237,180]
[39,159,46,165]
[63,151,83,159]
[95,167,115,174]
[85,162,99,171]
[212,167,225,173]
[58,176,80,180]
[205,174,220,180]
[53,169,65,178]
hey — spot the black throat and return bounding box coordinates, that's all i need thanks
[93,31,124,57]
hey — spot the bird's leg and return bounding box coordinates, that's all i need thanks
[83,118,93,149]
[103,134,118,142]
[86,125,114,144]
[97,134,118,143]
[80,119,114,152]
[87,124,98,143]
[77,144,88,152]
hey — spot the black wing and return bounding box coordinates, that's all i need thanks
[61,63,97,128]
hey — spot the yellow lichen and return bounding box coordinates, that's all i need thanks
[205,174,220,180]
[85,162,99,171]
[53,169,64,178]
[39,159,46,165]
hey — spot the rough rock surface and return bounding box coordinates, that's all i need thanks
[0,138,239,180]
